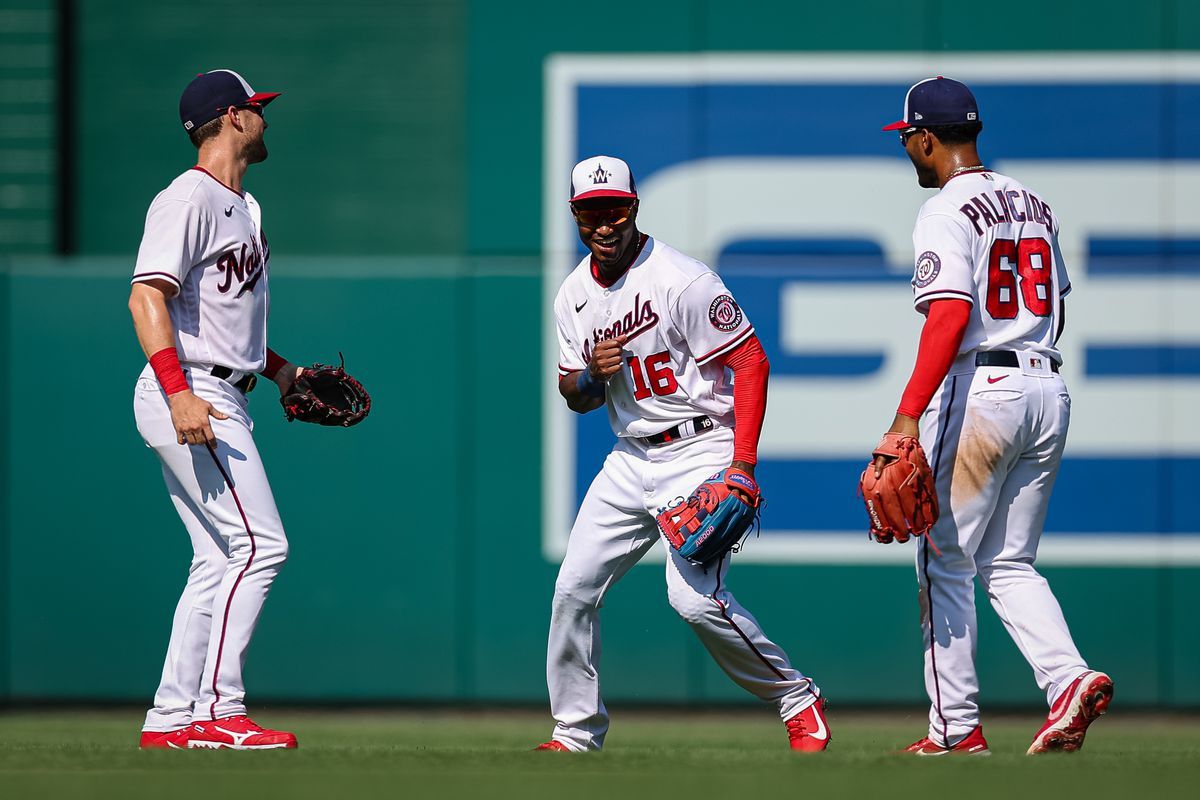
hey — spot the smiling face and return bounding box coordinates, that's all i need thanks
[572,198,639,270]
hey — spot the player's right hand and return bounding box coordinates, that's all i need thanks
[167,390,230,447]
[588,335,627,382]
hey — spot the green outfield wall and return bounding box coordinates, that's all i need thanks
[1,0,1198,709]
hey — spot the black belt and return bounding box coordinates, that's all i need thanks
[975,351,1059,373]
[209,365,257,393]
[641,415,714,446]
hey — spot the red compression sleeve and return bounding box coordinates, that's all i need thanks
[897,299,971,419]
[149,346,189,396]
[713,334,769,465]
[262,348,288,380]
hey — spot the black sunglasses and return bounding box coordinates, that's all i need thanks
[221,103,263,117]
[899,127,924,146]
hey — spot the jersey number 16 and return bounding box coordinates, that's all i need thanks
[628,351,679,400]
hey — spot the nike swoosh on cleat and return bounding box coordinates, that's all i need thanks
[807,707,828,740]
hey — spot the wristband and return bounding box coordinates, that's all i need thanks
[262,348,288,380]
[576,369,606,399]
[149,346,190,396]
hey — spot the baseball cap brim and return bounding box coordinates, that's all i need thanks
[882,119,910,131]
[570,188,637,202]
[247,91,282,106]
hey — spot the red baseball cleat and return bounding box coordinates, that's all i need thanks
[1027,670,1113,755]
[187,715,298,750]
[785,697,831,752]
[139,727,190,749]
[904,725,991,756]
[534,740,572,752]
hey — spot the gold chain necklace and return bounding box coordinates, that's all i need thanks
[946,164,989,181]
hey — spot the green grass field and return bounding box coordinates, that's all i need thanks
[1,708,1197,799]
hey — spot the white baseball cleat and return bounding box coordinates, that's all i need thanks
[1027,670,1113,754]
[186,715,298,750]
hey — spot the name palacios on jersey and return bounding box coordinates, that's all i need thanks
[959,183,1055,236]
[216,235,268,297]
[580,292,660,363]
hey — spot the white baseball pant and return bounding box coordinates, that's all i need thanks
[134,365,288,731]
[917,353,1090,746]
[547,427,818,751]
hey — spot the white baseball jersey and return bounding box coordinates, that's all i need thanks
[554,236,754,438]
[132,167,270,373]
[906,171,1094,747]
[910,170,1070,361]
[546,235,818,753]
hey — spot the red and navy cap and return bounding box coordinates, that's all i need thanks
[882,76,979,131]
[179,69,281,132]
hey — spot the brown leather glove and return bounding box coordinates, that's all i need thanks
[858,433,939,543]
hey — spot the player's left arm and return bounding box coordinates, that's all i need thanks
[872,298,971,474]
[710,334,770,483]
[873,209,974,461]
[670,272,761,493]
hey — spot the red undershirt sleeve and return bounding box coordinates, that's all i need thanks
[897,299,972,419]
[712,334,769,465]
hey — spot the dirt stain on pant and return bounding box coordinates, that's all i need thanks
[950,409,1006,506]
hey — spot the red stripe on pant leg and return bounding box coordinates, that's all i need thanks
[710,556,788,682]
[206,446,257,721]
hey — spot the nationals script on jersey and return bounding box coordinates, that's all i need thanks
[132,167,270,373]
[555,236,754,438]
[911,170,1071,362]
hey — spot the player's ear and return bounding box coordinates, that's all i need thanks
[920,128,938,154]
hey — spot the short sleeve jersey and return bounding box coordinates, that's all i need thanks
[132,167,270,373]
[554,235,755,438]
[910,170,1070,362]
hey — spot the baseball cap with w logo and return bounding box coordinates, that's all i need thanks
[570,155,638,202]
[179,69,282,132]
[882,76,979,131]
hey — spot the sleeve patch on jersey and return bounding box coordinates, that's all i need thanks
[913,251,942,288]
[708,295,743,332]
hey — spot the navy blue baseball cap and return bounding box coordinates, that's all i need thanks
[882,76,979,131]
[179,69,281,132]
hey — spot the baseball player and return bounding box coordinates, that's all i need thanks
[875,78,1112,755]
[130,69,307,750]
[537,156,829,753]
